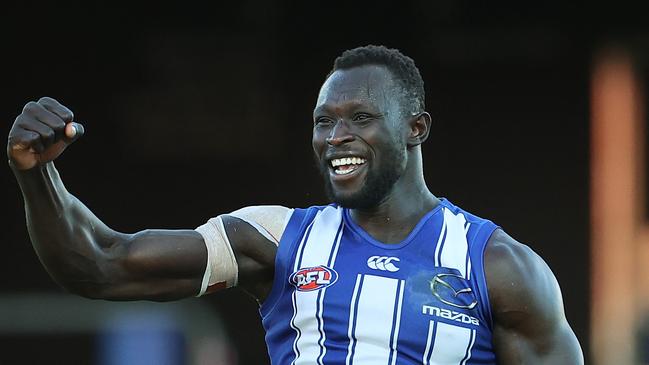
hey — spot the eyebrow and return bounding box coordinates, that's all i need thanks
[313,100,377,114]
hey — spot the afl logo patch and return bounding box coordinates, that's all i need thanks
[289,265,338,292]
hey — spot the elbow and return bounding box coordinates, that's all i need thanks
[65,283,106,300]
[51,276,107,300]
[46,258,121,300]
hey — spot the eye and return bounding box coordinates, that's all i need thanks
[315,117,334,126]
[352,113,372,122]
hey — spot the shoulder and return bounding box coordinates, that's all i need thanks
[484,229,564,329]
[483,230,584,363]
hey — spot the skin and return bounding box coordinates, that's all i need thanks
[7,98,274,301]
[8,65,583,363]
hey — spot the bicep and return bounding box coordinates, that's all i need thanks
[486,231,584,364]
[98,229,207,301]
[493,318,582,364]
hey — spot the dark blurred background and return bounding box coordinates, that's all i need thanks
[2,2,648,364]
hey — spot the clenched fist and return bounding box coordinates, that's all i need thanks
[7,97,84,170]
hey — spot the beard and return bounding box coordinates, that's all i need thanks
[317,143,406,210]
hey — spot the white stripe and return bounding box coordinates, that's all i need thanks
[464,222,472,280]
[289,216,318,365]
[290,291,301,364]
[292,206,343,365]
[346,275,363,365]
[422,321,436,365]
[315,290,326,365]
[433,214,448,267]
[293,214,320,271]
[460,329,477,365]
[349,275,400,364]
[439,208,469,279]
[429,322,474,364]
[389,280,405,365]
[316,224,345,364]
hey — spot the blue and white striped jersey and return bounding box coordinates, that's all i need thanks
[260,198,499,365]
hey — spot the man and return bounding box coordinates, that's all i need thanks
[7,45,583,364]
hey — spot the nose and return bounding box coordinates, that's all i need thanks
[326,120,354,146]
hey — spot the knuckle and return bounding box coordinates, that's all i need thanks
[38,96,55,104]
[43,128,55,141]
[14,115,32,127]
[22,101,39,113]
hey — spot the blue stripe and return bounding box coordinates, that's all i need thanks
[295,219,316,269]
[460,329,476,364]
[427,321,439,364]
[290,292,302,364]
[464,239,471,279]
[327,222,345,267]
[317,220,344,364]
[386,280,403,365]
[436,224,448,266]
[315,289,326,364]
[289,214,318,365]
[348,275,365,365]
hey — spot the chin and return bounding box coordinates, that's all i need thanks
[327,187,384,210]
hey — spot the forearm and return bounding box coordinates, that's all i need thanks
[7,98,206,301]
[12,162,125,295]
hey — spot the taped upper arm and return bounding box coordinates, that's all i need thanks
[194,205,292,297]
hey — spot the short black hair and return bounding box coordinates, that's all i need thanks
[330,45,425,115]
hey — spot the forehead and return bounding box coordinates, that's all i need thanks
[315,65,398,111]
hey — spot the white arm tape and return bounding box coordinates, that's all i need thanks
[194,206,293,297]
[229,205,294,246]
[195,216,238,296]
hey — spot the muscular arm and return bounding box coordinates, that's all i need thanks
[8,97,281,302]
[485,230,584,364]
[13,162,207,301]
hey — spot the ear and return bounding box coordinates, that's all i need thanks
[407,112,432,147]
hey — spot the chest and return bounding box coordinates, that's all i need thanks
[263,205,497,365]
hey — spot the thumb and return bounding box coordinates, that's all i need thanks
[64,122,85,143]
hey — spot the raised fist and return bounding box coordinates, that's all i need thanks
[7,97,84,170]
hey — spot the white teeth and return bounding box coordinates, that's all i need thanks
[335,167,355,175]
[330,157,366,167]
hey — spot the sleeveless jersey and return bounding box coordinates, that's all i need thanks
[260,198,499,365]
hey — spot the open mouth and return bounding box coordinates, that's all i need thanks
[330,156,367,175]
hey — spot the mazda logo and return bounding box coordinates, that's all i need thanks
[430,273,477,310]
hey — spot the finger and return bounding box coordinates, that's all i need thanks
[22,101,67,140]
[20,118,56,149]
[9,129,45,153]
[64,122,84,142]
[37,97,74,123]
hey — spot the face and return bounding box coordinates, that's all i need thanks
[312,65,408,209]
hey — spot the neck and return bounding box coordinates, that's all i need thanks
[349,152,439,243]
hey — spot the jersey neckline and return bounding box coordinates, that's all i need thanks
[341,198,450,250]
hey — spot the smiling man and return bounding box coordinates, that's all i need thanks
[8,45,583,364]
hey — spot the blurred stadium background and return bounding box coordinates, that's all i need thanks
[1,2,648,364]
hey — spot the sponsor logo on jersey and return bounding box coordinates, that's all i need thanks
[289,265,338,292]
[422,305,480,326]
[366,256,400,272]
[430,272,478,310]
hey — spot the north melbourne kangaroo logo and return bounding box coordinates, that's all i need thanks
[367,256,400,272]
